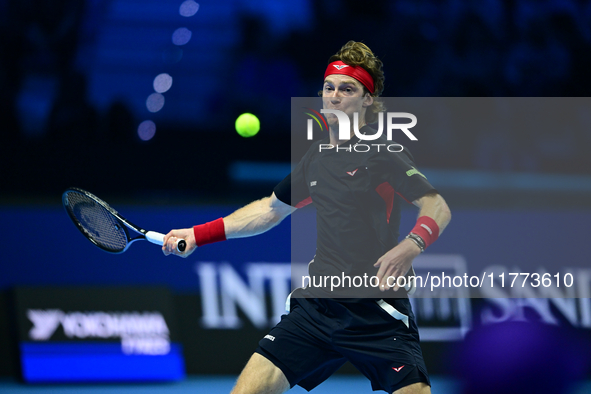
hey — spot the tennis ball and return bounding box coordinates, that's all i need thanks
[235,113,260,137]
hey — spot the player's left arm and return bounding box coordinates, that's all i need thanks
[412,191,451,235]
[374,191,451,291]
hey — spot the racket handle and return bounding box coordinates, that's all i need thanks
[146,231,186,253]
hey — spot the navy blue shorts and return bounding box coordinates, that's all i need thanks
[255,296,430,393]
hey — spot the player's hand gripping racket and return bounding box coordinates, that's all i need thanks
[62,187,186,254]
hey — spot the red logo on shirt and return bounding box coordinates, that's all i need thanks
[346,169,358,176]
[392,365,405,372]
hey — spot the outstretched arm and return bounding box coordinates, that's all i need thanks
[162,192,294,258]
[374,192,451,291]
[224,192,295,238]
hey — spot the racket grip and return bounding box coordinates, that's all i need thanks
[146,231,186,253]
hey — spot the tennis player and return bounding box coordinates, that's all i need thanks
[163,41,451,394]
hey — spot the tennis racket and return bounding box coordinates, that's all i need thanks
[62,187,186,254]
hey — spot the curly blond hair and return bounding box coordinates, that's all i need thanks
[323,41,386,124]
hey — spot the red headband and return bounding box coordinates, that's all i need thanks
[324,60,375,94]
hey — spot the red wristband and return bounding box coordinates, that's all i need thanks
[193,218,226,247]
[410,216,439,249]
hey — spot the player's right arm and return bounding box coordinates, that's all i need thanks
[224,192,295,238]
[164,147,312,257]
[162,192,294,257]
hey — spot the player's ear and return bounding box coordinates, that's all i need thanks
[362,93,374,107]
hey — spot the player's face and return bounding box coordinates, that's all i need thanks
[322,75,372,128]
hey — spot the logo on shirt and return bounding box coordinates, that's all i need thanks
[264,334,275,341]
[406,167,427,179]
[346,169,358,176]
[392,365,405,372]
[310,181,317,186]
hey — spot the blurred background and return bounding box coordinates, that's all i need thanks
[1,0,591,393]
[2,0,591,201]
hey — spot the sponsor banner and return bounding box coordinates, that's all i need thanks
[20,342,184,382]
[2,206,591,375]
[13,287,185,382]
[1,205,588,298]
[181,259,591,375]
[191,259,591,334]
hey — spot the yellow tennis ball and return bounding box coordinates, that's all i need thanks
[235,113,260,137]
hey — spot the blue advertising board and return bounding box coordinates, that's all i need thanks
[1,205,588,295]
[13,286,185,383]
[0,205,290,292]
[1,204,591,378]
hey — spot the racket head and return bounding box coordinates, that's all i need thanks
[62,187,131,253]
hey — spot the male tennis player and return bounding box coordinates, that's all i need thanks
[163,41,451,394]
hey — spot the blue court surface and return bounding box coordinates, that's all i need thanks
[1,376,590,394]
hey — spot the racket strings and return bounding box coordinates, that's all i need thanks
[64,192,128,252]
